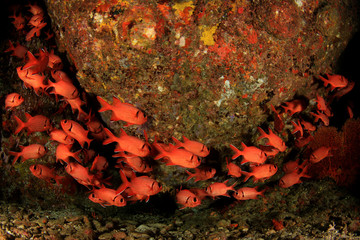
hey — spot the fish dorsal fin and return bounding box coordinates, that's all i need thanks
[24,112,32,121]
[241,142,247,149]
[182,136,189,142]
[119,128,127,137]
[112,96,123,105]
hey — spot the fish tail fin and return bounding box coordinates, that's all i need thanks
[257,127,267,141]
[153,143,166,160]
[96,96,112,112]
[172,136,182,147]
[242,171,252,182]
[116,170,129,194]
[4,40,15,52]
[73,150,82,164]
[229,144,242,159]
[309,112,319,122]
[13,115,25,134]
[9,151,20,165]
[23,51,38,70]
[54,175,66,185]
[318,75,329,87]
[185,170,194,181]
[103,128,116,145]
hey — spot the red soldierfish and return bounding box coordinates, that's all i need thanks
[271,104,284,132]
[257,127,286,152]
[90,155,109,172]
[318,74,348,91]
[154,143,200,168]
[176,189,201,209]
[14,113,51,134]
[29,164,64,185]
[5,93,24,110]
[16,67,47,95]
[23,49,49,74]
[205,180,236,199]
[243,164,278,183]
[230,143,266,165]
[315,94,332,117]
[61,119,92,148]
[55,144,82,164]
[9,144,46,165]
[309,146,332,164]
[300,119,316,132]
[46,78,79,100]
[310,110,329,126]
[4,41,27,59]
[226,158,243,178]
[281,99,305,116]
[116,170,162,202]
[103,128,150,157]
[186,167,216,182]
[172,136,210,157]
[89,187,126,207]
[283,159,308,174]
[49,129,75,145]
[114,152,152,173]
[279,167,311,188]
[233,187,265,201]
[97,96,147,126]
[65,162,101,188]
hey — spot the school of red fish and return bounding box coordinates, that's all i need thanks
[3,3,355,209]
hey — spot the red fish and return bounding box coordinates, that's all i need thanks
[97,96,147,126]
[46,78,79,100]
[9,12,25,31]
[9,144,46,165]
[89,187,126,207]
[176,189,201,209]
[51,70,73,83]
[232,187,265,201]
[310,110,329,126]
[226,158,243,178]
[309,146,332,164]
[23,50,49,74]
[49,129,75,145]
[116,171,162,202]
[300,118,316,132]
[259,145,280,158]
[271,104,284,132]
[103,128,150,157]
[29,164,63,185]
[329,81,355,102]
[291,120,303,137]
[5,93,24,110]
[4,40,27,59]
[315,94,332,117]
[65,162,101,188]
[279,167,310,188]
[17,67,47,95]
[318,74,348,91]
[25,22,47,41]
[28,14,44,28]
[281,99,305,116]
[55,144,82,164]
[14,113,51,134]
[61,119,92,148]
[65,97,88,120]
[154,143,200,168]
[243,164,278,182]
[257,127,286,152]
[205,180,236,199]
[172,136,210,157]
[48,50,63,70]
[282,159,307,174]
[295,133,314,148]
[186,167,216,182]
[86,117,107,141]
[90,155,109,172]
[27,3,44,16]
[230,143,266,165]
[114,152,152,173]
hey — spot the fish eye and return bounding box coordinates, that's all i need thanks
[33,165,37,170]
[193,197,198,202]
[91,193,95,198]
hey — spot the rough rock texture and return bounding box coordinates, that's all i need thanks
[44,0,359,147]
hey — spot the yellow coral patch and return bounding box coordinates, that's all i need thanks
[199,25,218,46]
[172,1,194,16]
